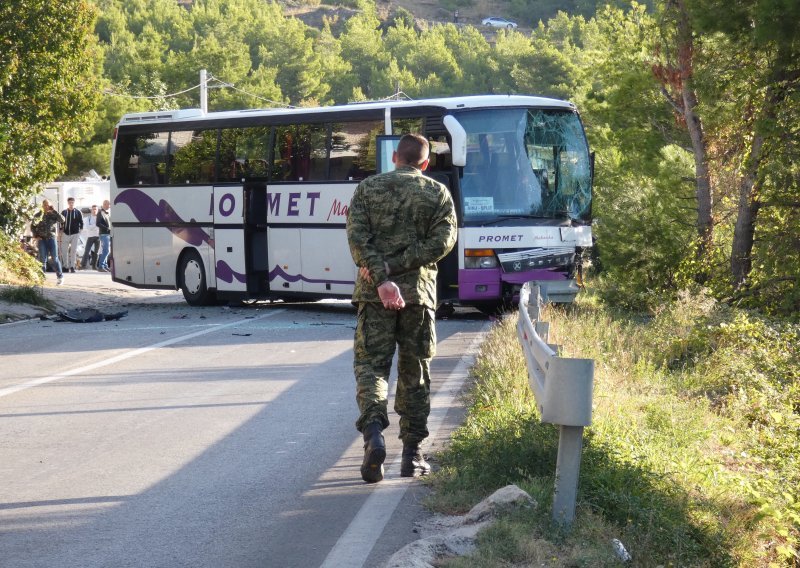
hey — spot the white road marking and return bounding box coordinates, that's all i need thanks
[319,325,489,568]
[0,310,284,400]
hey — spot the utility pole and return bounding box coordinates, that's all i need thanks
[200,69,208,114]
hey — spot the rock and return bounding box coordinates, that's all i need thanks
[464,484,537,524]
[382,485,536,568]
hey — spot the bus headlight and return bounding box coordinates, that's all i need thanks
[465,249,499,269]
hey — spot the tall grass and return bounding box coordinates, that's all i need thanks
[428,289,799,567]
[0,285,51,308]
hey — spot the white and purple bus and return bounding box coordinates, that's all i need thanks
[110,95,592,312]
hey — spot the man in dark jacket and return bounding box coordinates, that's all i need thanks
[32,199,65,285]
[60,197,84,273]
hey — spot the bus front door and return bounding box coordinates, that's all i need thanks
[212,186,248,297]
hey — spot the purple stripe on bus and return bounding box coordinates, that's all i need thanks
[268,265,355,286]
[216,260,247,284]
[115,188,213,247]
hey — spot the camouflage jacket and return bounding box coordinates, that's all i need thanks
[347,165,457,308]
[32,209,65,239]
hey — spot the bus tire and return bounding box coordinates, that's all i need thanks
[179,250,215,306]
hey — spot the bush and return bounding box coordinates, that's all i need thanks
[0,231,44,286]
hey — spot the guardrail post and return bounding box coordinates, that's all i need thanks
[553,425,583,524]
[516,282,594,527]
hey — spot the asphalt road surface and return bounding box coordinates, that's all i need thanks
[0,286,488,568]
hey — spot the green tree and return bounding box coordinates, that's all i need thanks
[0,0,101,234]
[571,4,697,304]
[436,25,495,94]
[316,17,352,104]
[652,0,714,267]
[689,0,800,312]
[337,5,390,99]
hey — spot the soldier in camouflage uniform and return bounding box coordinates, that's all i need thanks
[347,133,457,483]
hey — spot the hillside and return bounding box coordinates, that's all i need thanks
[284,0,529,33]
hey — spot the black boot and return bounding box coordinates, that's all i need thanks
[400,442,430,478]
[360,422,386,483]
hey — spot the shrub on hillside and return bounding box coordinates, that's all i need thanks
[0,232,44,286]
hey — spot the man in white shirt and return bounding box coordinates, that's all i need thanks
[80,204,100,270]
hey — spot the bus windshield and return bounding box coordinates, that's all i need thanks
[457,108,591,224]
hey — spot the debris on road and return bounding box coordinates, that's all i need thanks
[54,308,129,323]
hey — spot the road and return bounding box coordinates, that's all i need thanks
[0,281,488,568]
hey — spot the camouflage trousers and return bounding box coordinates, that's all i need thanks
[354,302,436,444]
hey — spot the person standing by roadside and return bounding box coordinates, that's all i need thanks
[96,199,112,272]
[32,199,65,285]
[80,204,100,270]
[346,133,457,483]
[59,197,83,273]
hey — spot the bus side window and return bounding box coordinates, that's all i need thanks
[329,120,383,181]
[168,130,217,184]
[269,124,327,182]
[135,132,169,185]
[113,134,138,186]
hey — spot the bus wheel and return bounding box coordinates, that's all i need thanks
[179,250,215,306]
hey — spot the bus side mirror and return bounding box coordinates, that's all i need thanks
[443,115,467,167]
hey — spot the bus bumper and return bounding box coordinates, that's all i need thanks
[458,268,578,304]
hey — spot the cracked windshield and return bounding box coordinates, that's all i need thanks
[457,108,592,224]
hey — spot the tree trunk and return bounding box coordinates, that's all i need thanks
[730,132,764,288]
[682,88,713,253]
[730,60,795,288]
[665,0,714,257]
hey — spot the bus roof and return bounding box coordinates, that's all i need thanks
[117,94,576,127]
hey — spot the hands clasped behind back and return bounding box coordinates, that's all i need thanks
[359,266,406,310]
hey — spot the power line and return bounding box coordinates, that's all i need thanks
[103,83,201,100]
[206,74,294,109]
[103,74,294,109]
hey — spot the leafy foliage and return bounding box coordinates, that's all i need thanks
[0,0,101,235]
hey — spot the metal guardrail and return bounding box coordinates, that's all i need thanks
[516,282,594,525]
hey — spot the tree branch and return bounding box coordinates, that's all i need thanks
[759,200,800,208]
[658,85,683,114]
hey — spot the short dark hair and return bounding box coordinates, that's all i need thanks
[67,197,75,202]
[395,134,429,167]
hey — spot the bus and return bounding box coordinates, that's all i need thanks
[110,95,593,312]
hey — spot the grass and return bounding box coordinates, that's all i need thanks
[0,285,52,307]
[427,288,799,567]
[0,285,54,323]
